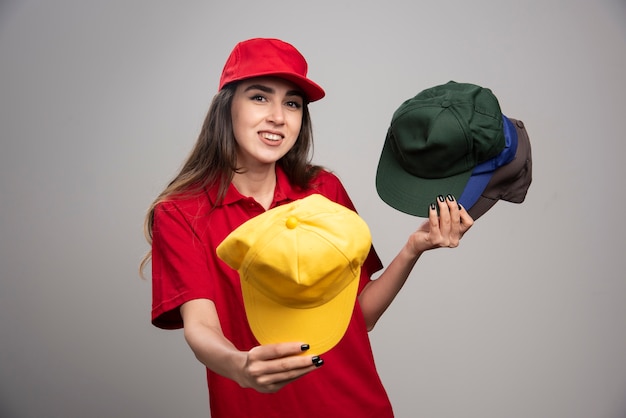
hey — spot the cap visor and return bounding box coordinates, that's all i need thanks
[375,138,473,217]
[241,269,360,355]
[458,171,495,209]
[466,196,498,220]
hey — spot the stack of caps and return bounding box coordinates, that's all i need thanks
[375,81,532,219]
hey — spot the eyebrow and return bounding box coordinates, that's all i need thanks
[244,83,304,99]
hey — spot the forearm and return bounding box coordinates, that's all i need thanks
[358,243,422,331]
[180,299,247,385]
[181,298,325,393]
[358,196,474,330]
[183,322,246,383]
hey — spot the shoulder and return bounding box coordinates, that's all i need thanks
[156,188,212,212]
[153,190,213,228]
[310,168,345,190]
[308,169,357,211]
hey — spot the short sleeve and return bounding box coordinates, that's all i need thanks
[151,201,214,329]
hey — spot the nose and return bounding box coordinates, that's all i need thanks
[267,102,285,125]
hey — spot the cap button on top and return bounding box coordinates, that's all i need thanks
[441,100,451,108]
[286,216,299,229]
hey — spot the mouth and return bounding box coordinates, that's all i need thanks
[260,131,283,142]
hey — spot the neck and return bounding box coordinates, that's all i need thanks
[231,165,277,210]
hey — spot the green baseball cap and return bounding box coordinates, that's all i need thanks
[376,81,506,217]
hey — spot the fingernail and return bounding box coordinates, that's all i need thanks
[438,195,445,202]
[430,202,436,211]
[301,344,310,351]
[312,356,324,367]
[446,194,455,201]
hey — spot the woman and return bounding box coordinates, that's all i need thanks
[141,37,473,417]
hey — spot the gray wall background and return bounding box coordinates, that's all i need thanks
[1,1,625,417]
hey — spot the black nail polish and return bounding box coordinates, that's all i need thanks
[438,195,445,202]
[301,344,310,351]
[430,202,436,211]
[447,194,455,201]
[312,356,324,367]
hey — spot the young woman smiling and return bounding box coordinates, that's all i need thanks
[142,37,473,417]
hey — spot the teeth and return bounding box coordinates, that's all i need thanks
[262,132,281,141]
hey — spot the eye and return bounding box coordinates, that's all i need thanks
[251,94,267,102]
[285,100,303,109]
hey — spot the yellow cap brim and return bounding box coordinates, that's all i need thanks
[241,267,360,355]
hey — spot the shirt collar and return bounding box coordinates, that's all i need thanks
[206,165,298,208]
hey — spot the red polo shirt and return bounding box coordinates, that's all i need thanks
[151,167,394,418]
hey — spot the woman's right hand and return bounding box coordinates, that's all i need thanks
[237,342,324,393]
[181,299,323,394]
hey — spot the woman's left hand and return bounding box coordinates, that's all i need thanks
[408,194,474,255]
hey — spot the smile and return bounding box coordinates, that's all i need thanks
[261,132,282,141]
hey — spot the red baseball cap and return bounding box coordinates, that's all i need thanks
[219,38,326,102]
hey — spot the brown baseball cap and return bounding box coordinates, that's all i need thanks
[467,118,532,220]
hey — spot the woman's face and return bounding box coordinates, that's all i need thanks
[231,76,304,169]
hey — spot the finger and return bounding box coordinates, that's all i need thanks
[246,352,324,393]
[459,204,475,232]
[446,194,461,225]
[253,361,319,393]
[250,342,311,361]
[247,343,323,378]
[257,354,323,377]
[436,195,451,239]
[445,194,461,247]
[248,366,312,393]
[428,200,441,236]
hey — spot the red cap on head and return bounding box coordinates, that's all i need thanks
[218,38,325,102]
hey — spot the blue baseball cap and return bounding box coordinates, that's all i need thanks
[466,118,533,220]
[458,115,518,209]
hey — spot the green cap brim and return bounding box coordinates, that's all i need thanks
[375,135,473,217]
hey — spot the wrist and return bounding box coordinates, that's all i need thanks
[231,350,251,388]
[401,241,423,263]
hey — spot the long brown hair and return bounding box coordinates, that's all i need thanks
[139,82,322,277]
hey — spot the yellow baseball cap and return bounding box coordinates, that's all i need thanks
[216,194,372,355]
